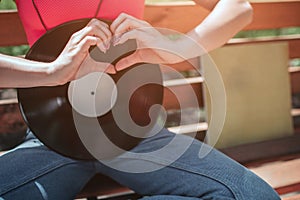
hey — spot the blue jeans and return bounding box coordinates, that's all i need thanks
[0,129,280,200]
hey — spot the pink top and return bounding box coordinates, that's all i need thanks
[15,0,145,46]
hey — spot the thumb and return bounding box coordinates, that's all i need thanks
[96,62,116,75]
[75,55,116,79]
[86,54,116,74]
[115,51,141,71]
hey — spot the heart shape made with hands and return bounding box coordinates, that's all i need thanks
[18,19,164,160]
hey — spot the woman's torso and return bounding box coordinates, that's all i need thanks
[15,0,145,45]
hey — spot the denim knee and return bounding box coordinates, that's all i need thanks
[237,170,280,200]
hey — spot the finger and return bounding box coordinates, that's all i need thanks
[91,26,111,52]
[82,34,107,53]
[96,21,112,38]
[88,60,116,75]
[91,21,112,48]
[71,20,111,51]
[87,18,110,37]
[114,29,141,46]
[82,50,116,74]
[70,26,94,44]
[115,51,141,71]
[85,23,111,51]
[75,56,116,79]
[105,65,117,74]
[113,18,144,37]
[100,27,112,49]
[110,13,132,33]
[77,35,107,54]
[87,18,109,27]
[92,24,111,41]
[80,32,116,73]
[75,63,116,79]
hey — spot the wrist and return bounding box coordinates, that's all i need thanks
[169,32,207,63]
[46,61,69,86]
[36,61,66,86]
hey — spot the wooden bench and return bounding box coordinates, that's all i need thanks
[1,1,300,199]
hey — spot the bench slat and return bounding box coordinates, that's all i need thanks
[220,134,300,165]
[250,158,300,194]
[0,10,27,46]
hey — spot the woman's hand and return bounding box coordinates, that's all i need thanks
[110,13,202,71]
[49,18,115,85]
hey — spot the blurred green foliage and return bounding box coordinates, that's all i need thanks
[235,27,300,38]
[0,0,16,9]
[0,45,29,56]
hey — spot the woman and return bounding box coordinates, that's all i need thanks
[0,0,280,199]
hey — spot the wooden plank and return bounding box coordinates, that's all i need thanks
[0,10,27,46]
[144,4,209,33]
[0,98,18,105]
[290,68,300,94]
[163,82,203,110]
[246,2,300,30]
[278,183,300,196]
[289,37,300,59]
[167,122,207,134]
[164,77,203,87]
[250,158,300,193]
[282,193,300,200]
[292,108,300,117]
[161,60,202,113]
[145,2,300,32]
[220,134,300,164]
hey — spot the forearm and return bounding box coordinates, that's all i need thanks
[96,3,253,70]
[186,0,253,55]
[0,53,56,88]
